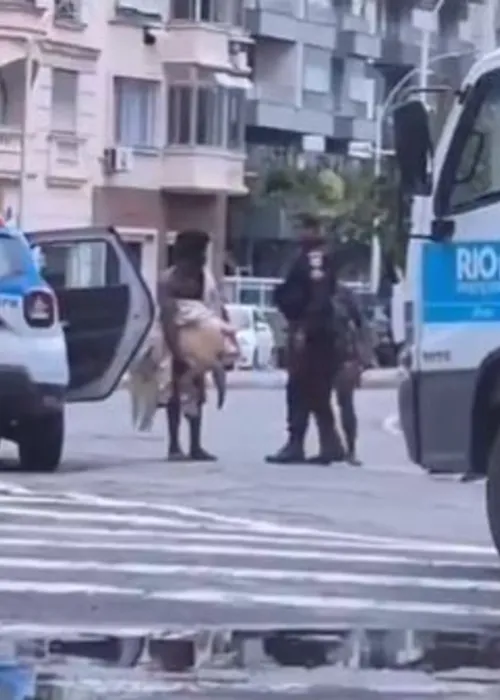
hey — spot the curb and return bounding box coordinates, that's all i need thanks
[209,370,402,391]
[122,369,402,391]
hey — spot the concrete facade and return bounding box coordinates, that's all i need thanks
[246,0,491,169]
[0,0,252,288]
[0,0,494,286]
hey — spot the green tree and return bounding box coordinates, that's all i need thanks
[261,165,348,219]
[260,164,405,262]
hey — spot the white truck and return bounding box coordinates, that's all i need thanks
[385,48,500,557]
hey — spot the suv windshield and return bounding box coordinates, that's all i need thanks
[0,234,30,280]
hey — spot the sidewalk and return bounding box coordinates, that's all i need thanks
[122,368,402,391]
[209,368,403,390]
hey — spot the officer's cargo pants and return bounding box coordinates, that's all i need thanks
[286,335,342,454]
[334,361,360,455]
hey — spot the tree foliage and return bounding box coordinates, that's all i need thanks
[260,164,405,262]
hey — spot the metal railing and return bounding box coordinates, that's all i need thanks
[223,275,372,311]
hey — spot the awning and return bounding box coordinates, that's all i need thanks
[215,73,252,91]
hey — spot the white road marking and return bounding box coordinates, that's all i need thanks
[0,520,491,559]
[383,414,401,436]
[0,491,493,554]
[0,580,140,595]
[0,487,497,623]
[0,535,494,569]
[0,505,494,556]
[149,587,500,618]
[0,481,33,496]
[0,555,497,592]
[0,623,174,637]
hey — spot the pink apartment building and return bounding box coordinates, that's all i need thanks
[0,0,251,287]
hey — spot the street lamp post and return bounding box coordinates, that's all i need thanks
[419,0,447,98]
[374,0,453,177]
[18,37,35,231]
[373,48,475,177]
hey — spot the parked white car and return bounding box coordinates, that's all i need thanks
[226,303,276,369]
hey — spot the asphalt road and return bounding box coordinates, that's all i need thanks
[0,385,498,697]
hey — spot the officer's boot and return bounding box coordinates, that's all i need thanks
[265,407,307,464]
[266,376,307,464]
[265,435,306,464]
[346,432,362,466]
[308,416,346,465]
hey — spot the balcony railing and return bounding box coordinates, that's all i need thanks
[245,0,297,15]
[0,127,22,176]
[47,132,86,183]
[249,81,295,104]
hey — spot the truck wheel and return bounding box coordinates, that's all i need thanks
[486,428,500,556]
[18,410,64,472]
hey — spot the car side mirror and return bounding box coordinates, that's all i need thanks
[393,99,433,195]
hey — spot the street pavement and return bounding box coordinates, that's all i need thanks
[0,479,496,631]
[0,384,498,697]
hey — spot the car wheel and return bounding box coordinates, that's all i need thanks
[18,410,64,472]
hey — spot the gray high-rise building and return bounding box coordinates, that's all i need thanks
[230,0,492,276]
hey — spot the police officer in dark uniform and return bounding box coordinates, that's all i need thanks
[333,283,371,465]
[266,214,345,465]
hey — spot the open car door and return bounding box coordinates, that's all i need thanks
[26,226,154,403]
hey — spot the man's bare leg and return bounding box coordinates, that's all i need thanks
[166,396,189,461]
[188,376,216,461]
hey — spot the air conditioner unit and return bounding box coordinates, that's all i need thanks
[229,41,249,71]
[103,147,134,174]
[115,146,134,172]
[231,50,248,73]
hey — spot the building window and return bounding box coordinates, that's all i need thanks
[303,46,330,94]
[54,0,82,22]
[51,69,78,132]
[170,0,243,25]
[227,88,245,150]
[115,0,163,21]
[167,73,246,149]
[114,77,158,148]
[331,57,345,107]
[306,0,334,22]
[196,86,224,146]
[167,85,193,145]
[171,0,196,19]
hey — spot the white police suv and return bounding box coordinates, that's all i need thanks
[0,224,154,472]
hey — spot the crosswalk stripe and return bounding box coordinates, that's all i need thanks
[0,535,493,570]
[0,485,492,553]
[0,521,492,564]
[0,495,495,555]
[0,481,32,496]
[23,488,479,549]
[0,534,495,568]
[149,588,500,618]
[0,556,496,592]
[0,487,497,626]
